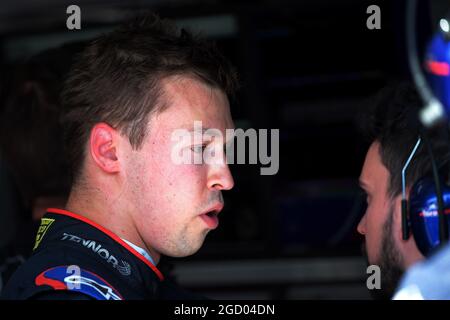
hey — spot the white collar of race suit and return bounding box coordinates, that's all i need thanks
[121,238,156,266]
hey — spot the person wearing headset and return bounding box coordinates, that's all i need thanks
[392,13,450,298]
[1,12,237,300]
[390,123,450,300]
[356,82,450,300]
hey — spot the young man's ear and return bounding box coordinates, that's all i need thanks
[89,123,120,173]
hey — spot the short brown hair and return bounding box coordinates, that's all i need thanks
[61,12,238,183]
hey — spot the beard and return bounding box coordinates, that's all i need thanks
[363,205,405,300]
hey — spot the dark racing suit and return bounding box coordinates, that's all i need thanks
[1,208,200,300]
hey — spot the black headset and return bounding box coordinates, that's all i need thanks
[401,132,450,257]
[403,1,450,257]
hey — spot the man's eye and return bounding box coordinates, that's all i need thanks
[191,144,207,153]
[358,188,369,203]
[365,193,371,204]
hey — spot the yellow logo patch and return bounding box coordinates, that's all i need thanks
[33,218,55,250]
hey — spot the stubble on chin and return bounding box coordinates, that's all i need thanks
[362,205,405,300]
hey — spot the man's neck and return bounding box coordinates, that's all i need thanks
[65,187,160,265]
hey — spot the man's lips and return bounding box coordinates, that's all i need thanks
[199,203,224,229]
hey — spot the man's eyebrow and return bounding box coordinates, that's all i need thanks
[187,127,211,133]
[182,126,234,143]
[186,127,231,137]
[359,179,370,191]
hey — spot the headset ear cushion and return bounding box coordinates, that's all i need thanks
[409,169,450,257]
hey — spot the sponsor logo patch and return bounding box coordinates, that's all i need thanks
[35,266,123,300]
[61,233,131,276]
[33,218,55,250]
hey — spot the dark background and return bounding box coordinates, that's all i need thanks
[0,0,446,299]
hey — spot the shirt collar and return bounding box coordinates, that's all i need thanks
[121,238,156,266]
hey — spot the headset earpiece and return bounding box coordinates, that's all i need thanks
[408,163,450,256]
[402,198,410,240]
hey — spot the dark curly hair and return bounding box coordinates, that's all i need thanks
[359,82,450,198]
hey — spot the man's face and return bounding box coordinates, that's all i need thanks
[357,141,404,298]
[123,76,234,259]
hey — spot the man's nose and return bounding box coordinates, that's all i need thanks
[357,214,367,235]
[207,164,234,191]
